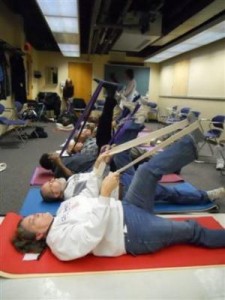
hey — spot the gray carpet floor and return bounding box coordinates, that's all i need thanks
[0,121,225,215]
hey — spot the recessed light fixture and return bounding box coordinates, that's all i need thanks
[145,19,225,63]
[36,0,80,57]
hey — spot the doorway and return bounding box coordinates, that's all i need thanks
[68,62,93,103]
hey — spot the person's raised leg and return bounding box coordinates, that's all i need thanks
[96,96,117,153]
[124,135,198,212]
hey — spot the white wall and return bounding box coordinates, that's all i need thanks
[157,39,225,137]
[32,52,152,100]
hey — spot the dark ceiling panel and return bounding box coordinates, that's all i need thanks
[1,0,224,57]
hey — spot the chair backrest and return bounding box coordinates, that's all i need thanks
[191,111,201,118]
[211,115,225,129]
[15,101,23,113]
[73,98,86,109]
[0,103,5,114]
[148,102,157,109]
[180,107,190,114]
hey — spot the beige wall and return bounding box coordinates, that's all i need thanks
[157,39,225,138]
[32,52,147,100]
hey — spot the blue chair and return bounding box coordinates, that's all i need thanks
[95,99,105,111]
[191,111,201,118]
[72,98,86,114]
[199,115,225,155]
[0,103,28,142]
[205,115,225,143]
[179,107,191,119]
[147,102,158,120]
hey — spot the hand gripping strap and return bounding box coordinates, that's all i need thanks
[60,81,104,156]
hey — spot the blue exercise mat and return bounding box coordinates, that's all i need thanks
[154,182,218,213]
[19,183,218,216]
[154,201,218,213]
[19,188,60,216]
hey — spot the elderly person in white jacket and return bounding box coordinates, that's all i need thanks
[13,131,225,261]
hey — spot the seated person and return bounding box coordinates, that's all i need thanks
[13,126,225,260]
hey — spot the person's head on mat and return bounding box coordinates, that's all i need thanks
[39,153,55,171]
[39,152,82,171]
[41,177,67,202]
[12,213,54,253]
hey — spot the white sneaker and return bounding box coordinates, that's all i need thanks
[206,187,225,201]
[0,162,7,172]
[216,158,225,170]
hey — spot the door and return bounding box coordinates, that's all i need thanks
[68,62,92,103]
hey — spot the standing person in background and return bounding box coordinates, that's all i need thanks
[110,72,119,84]
[63,79,74,111]
[123,69,137,101]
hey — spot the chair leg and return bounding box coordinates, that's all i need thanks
[14,127,28,143]
[207,141,215,155]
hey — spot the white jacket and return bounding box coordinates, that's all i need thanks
[123,79,137,101]
[46,166,126,261]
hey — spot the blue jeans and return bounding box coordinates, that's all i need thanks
[121,136,225,253]
[114,133,210,205]
[120,174,210,205]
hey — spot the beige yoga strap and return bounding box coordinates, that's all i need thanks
[116,121,199,173]
[109,119,189,156]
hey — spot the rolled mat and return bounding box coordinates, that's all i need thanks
[30,167,54,186]
[0,213,224,278]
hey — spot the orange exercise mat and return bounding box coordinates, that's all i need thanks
[0,213,224,278]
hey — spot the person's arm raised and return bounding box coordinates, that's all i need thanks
[100,172,120,197]
[49,153,73,178]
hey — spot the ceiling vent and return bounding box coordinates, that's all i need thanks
[112,13,162,52]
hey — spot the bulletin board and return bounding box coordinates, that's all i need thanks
[104,64,150,96]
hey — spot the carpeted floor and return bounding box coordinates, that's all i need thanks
[0,121,224,215]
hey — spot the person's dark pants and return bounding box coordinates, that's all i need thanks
[96,96,117,153]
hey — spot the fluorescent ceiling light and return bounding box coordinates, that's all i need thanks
[168,43,199,52]
[187,31,224,45]
[62,51,80,57]
[45,16,78,33]
[53,33,79,44]
[58,43,79,52]
[36,0,80,57]
[36,0,78,17]
[145,19,225,63]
